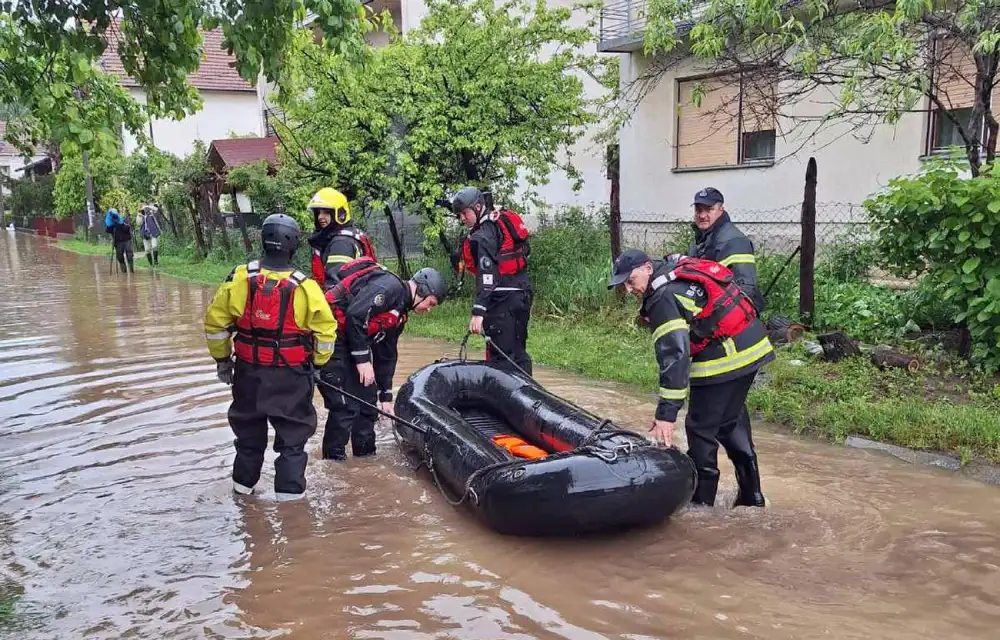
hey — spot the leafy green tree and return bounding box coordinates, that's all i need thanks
[274,0,604,244]
[0,0,372,156]
[53,147,126,218]
[866,156,1000,371]
[638,0,1000,175]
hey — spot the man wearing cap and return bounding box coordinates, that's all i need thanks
[608,249,773,508]
[688,187,763,311]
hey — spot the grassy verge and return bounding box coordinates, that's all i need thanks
[57,238,233,285]
[52,234,1000,465]
[406,300,1000,464]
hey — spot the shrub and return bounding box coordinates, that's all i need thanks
[865,156,1000,371]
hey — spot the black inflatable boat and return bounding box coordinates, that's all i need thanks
[393,360,697,536]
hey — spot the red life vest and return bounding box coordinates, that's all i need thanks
[311,228,378,289]
[233,261,313,367]
[323,258,408,340]
[650,257,757,355]
[461,209,529,276]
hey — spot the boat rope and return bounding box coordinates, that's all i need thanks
[312,374,428,435]
[417,440,520,507]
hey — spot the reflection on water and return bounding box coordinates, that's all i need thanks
[2,231,1000,639]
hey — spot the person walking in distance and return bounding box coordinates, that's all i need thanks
[608,249,774,508]
[319,258,447,460]
[203,213,338,501]
[137,205,162,267]
[104,208,135,273]
[451,186,533,374]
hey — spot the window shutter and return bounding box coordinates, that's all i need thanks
[675,76,739,169]
[935,40,977,110]
[741,76,777,134]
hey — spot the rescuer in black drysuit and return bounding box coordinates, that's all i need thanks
[319,258,448,460]
[451,186,534,375]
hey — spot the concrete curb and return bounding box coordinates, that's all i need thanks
[844,435,1000,486]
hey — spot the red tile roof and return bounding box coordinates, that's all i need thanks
[208,137,280,172]
[98,22,256,93]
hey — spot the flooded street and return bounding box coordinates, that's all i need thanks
[3,231,1000,639]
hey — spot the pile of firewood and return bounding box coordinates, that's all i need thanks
[764,315,922,374]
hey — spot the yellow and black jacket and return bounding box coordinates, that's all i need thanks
[640,260,775,422]
[689,211,763,310]
[203,262,338,368]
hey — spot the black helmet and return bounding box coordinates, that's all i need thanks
[411,267,447,303]
[261,213,301,255]
[451,186,486,216]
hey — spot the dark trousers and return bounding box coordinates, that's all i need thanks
[228,360,317,495]
[319,345,377,459]
[685,372,765,507]
[484,290,533,375]
[115,240,134,272]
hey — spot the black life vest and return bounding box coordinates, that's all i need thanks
[311,228,378,289]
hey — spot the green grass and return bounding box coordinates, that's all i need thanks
[54,236,1000,465]
[0,582,22,629]
[57,238,233,285]
[407,301,1000,464]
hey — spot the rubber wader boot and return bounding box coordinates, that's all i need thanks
[690,469,719,506]
[153,250,159,265]
[147,252,154,266]
[733,460,766,507]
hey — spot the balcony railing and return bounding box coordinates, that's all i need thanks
[599,0,648,53]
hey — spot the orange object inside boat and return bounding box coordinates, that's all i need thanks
[492,434,549,460]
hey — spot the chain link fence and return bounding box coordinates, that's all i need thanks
[619,201,871,259]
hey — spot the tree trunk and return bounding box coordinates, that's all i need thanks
[193,185,213,253]
[765,315,806,344]
[188,195,207,258]
[159,202,178,237]
[608,143,621,260]
[799,157,817,325]
[870,347,920,373]
[230,185,253,253]
[384,204,410,279]
[208,181,232,254]
[817,331,861,362]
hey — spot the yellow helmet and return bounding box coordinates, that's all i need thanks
[307,187,351,225]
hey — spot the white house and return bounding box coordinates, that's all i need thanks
[0,123,47,195]
[100,28,264,158]
[599,0,974,226]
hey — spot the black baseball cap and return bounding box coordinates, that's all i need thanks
[693,187,724,206]
[608,249,651,289]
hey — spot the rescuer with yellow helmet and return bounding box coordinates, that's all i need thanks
[306,187,378,290]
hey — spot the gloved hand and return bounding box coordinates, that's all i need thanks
[216,360,235,385]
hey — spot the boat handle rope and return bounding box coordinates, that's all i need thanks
[456,331,535,381]
[418,443,521,508]
[311,372,428,435]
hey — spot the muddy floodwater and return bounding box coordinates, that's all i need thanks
[2,231,1000,639]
